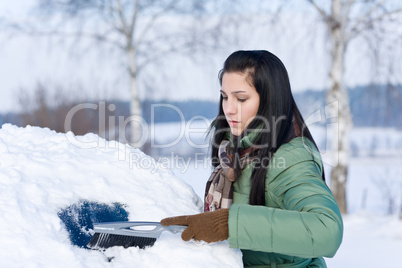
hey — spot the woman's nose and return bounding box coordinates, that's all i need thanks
[224,98,237,115]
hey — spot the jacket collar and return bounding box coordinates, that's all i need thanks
[225,125,263,150]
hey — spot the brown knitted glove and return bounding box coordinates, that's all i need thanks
[160,209,229,243]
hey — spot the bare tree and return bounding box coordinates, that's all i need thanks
[306,0,402,214]
[15,0,226,149]
[17,82,94,134]
[371,168,401,215]
[17,81,124,137]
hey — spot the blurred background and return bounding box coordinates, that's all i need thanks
[1,1,402,266]
[1,0,402,222]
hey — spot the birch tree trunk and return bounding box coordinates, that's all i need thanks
[307,0,354,214]
[327,0,352,214]
[127,46,143,148]
[307,0,402,214]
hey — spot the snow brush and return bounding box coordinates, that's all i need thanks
[87,221,186,249]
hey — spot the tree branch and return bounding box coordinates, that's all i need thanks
[348,0,386,37]
[114,0,130,36]
[7,21,125,50]
[307,0,329,21]
[341,0,356,28]
[348,4,402,41]
[128,0,140,38]
[133,0,177,50]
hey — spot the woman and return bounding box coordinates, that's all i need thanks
[161,50,343,267]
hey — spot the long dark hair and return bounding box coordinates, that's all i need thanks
[209,50,325,206]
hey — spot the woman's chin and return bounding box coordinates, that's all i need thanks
[230,128,242,136]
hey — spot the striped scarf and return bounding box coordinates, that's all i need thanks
[204,140,258,212]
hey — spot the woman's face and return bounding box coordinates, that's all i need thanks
[221,72,260,136]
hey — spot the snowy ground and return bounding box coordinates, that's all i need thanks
[1,123,402,267]
[326,212,402,267]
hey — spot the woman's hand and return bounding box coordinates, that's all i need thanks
[160,209,229,243]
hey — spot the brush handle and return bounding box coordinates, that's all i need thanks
[93,221,186,239]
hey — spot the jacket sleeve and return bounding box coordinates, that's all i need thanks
[227,145,343,258]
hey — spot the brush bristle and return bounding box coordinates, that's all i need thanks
[87,233,157,249]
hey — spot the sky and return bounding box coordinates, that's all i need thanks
[0,0,401,114]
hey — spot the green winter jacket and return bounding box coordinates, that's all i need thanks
[227,136,343,268]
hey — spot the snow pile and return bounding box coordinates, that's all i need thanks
[0,124,242,267]
[326,212,402,267]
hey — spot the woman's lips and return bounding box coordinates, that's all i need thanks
[228,120,240,127]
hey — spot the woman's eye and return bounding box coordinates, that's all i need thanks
[221,95,228,100]
[238,98,247,102]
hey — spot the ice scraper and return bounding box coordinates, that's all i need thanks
[87,221,185,249]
